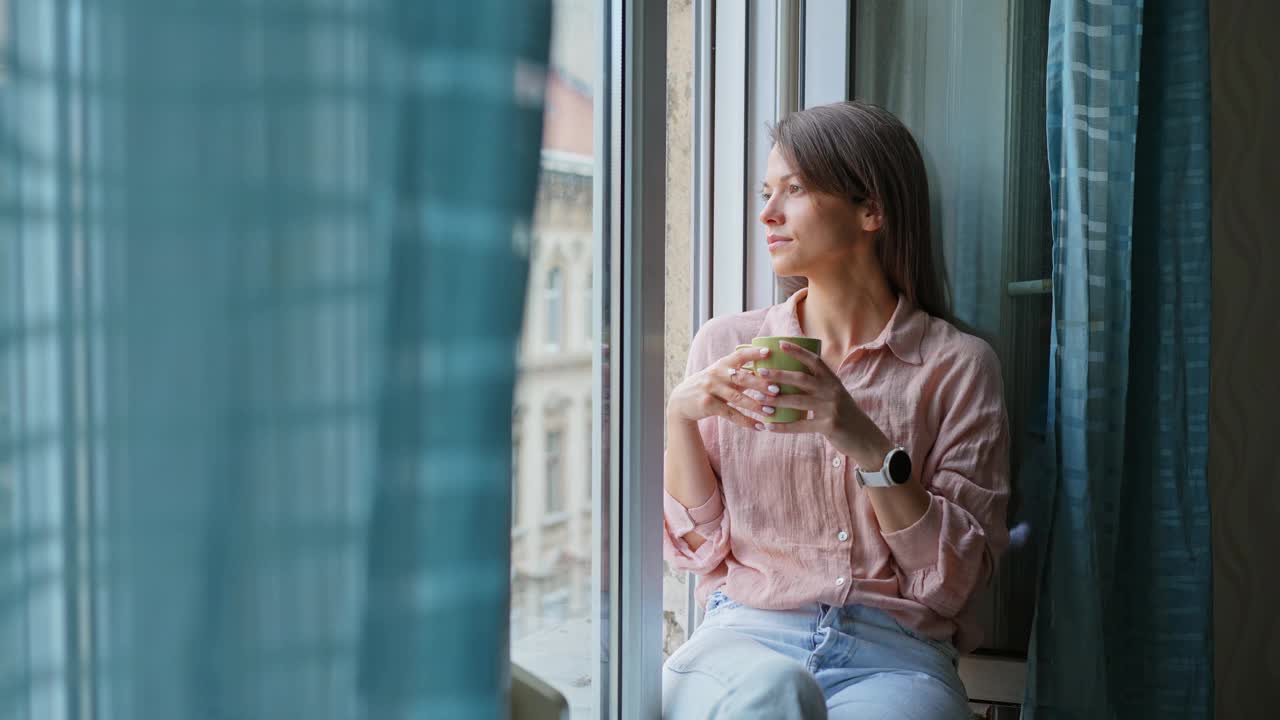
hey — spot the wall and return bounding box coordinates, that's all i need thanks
[662,0,695,656]
[1208,0,1280,716]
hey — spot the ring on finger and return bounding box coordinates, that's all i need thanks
[727,368,737,378]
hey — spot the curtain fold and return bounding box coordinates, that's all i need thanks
[0,2,550,718]
[1027,0,1213,716]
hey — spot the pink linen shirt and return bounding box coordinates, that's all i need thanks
[663,288,1010,653]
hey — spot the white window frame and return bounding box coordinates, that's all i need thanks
[593,0,668,718]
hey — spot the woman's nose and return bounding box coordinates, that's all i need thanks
[759,197,782,226]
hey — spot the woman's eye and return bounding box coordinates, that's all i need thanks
[789,184,802,194]
[760,192,772,202]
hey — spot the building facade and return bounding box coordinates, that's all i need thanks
[510,69,595,642]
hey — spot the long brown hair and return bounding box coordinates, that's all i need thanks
[769,101,949,320]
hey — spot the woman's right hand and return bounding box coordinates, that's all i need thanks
[666,346,782,430]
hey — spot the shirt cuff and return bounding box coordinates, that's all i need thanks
[663,487,725,538]
[879,493,944,572]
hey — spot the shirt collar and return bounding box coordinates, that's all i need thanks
[763,287,926,366]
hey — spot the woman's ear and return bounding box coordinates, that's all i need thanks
[860,199,884,233]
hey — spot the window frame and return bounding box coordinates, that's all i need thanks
[595,0,667,717]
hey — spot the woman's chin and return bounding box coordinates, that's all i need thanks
[770,260,806,278]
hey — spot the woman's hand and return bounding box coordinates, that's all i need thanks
[667,346,783,431]
[760,340,893,468]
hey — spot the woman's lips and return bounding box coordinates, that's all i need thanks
[767,235,793,251]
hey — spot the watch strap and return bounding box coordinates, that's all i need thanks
[856,446,908,487]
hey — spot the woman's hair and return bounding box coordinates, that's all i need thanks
[769,101,949,320]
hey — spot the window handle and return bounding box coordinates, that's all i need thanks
[1007,279,1052,297]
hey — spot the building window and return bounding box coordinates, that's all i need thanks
[544,429,564,514]
[545,266,563,350]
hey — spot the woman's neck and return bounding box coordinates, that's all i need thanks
[798,267,898,362]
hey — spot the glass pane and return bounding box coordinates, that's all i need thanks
[509,0,599,716]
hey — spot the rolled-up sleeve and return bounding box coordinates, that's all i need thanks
[663,487,731,573]
[661,320,732,575]
[880,344,1011,618]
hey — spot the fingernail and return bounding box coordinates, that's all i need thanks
[758,348,769,356]
[762,406,775,415]
[768,384,780,394]
[754,422,765,431]
[758,368,771,377]
[744,389,765,401]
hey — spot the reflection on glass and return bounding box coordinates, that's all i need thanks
[510,0,597,716]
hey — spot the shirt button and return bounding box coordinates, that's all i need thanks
[835,577,846,586]
[837,531,849,542]
[832,457,843,469]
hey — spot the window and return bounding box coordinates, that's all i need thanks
[545,266,563,350]
[544,429,565,515]
[509,3,602,716]
[510,1,670,716]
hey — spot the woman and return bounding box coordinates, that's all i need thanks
[662,101,1010,719]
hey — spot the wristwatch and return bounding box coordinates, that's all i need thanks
[855,446,912,487]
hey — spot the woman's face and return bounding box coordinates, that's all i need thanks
[757,145,879,278]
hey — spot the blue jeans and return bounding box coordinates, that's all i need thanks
[662,591,971,720]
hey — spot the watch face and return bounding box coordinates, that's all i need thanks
[888,449,912,484]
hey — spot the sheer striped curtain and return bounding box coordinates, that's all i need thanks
[0,2,550,718]
[1027,0,1213,717]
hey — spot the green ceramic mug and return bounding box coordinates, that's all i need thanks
[735,336,822,423]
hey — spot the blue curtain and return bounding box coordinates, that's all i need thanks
[1027,0,1213,717]
[0,2,550,718]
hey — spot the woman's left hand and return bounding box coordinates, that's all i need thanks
[760,340,892,468]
